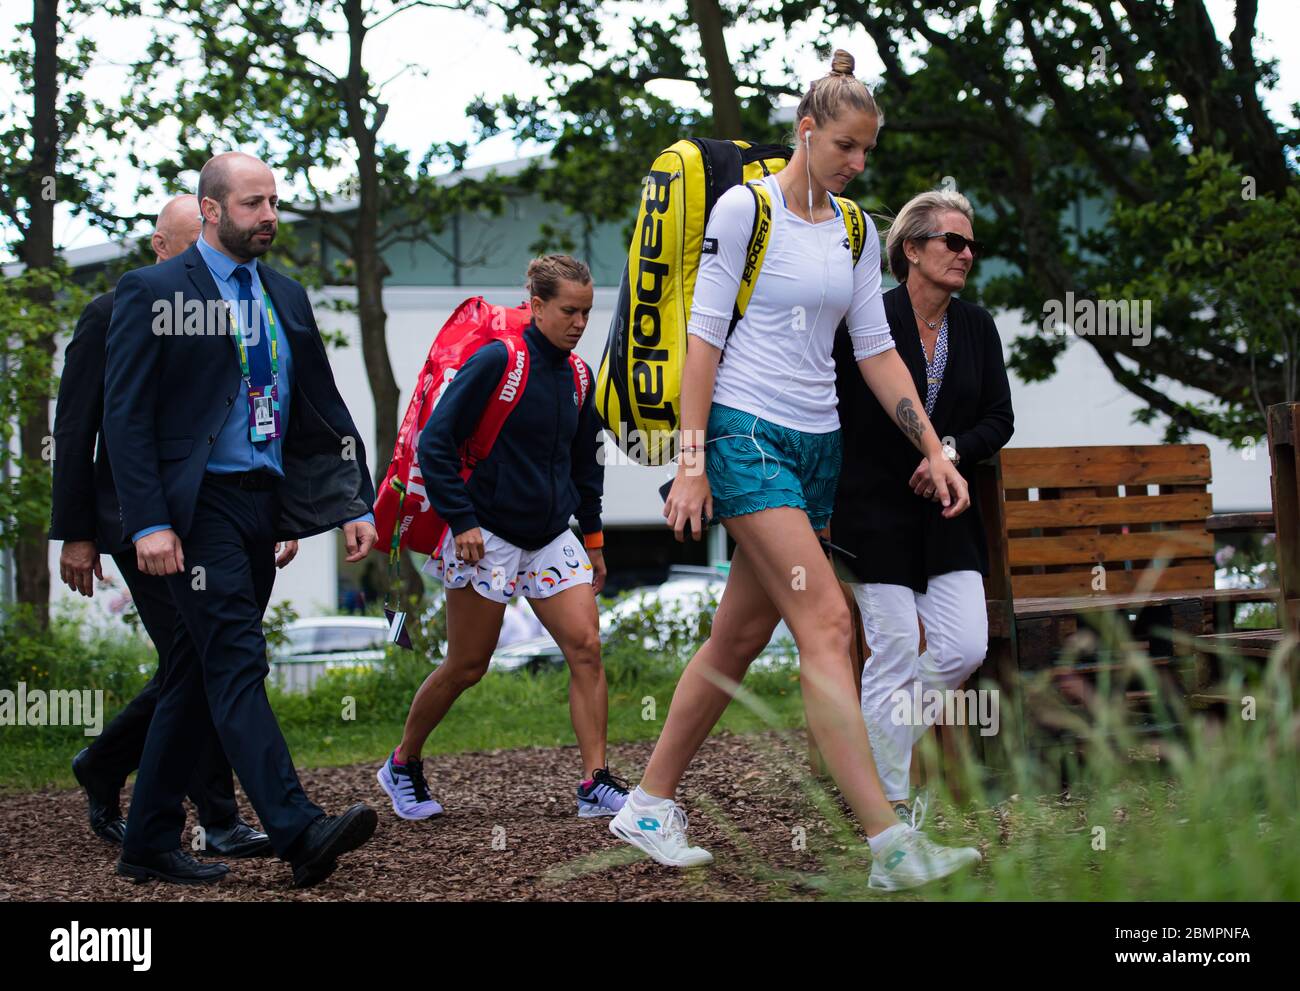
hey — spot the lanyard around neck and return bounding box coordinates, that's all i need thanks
[227,285,280,381]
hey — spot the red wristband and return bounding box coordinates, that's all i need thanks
[582,531,604,550]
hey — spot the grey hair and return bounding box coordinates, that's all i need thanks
[884,189,976,282]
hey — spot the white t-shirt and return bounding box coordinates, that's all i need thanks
[687,172,893,434]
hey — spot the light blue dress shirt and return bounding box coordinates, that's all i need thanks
[132,235,373,541]
[199,234,295,475]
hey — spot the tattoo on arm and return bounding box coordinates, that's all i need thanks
[895,398,924,447]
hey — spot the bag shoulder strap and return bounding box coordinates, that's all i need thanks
[724,184,864,350]
[465,335,529,468]
[568,353,590,406]
[728,180,774,338]
[835,196,867,265]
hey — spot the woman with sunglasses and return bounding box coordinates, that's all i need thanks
[608,51,983,891]
[831,190,1014,822]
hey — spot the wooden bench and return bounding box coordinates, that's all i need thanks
[974,443,1278,757]
[814,442,1279,787]
[1189,403,1300,710]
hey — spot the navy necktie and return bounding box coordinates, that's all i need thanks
[233,266,272,386]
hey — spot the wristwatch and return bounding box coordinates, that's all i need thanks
[941,442,960,465]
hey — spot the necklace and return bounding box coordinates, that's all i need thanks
[913,305,946,331]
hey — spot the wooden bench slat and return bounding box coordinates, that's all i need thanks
[1006,587,1274,619]
[1001,460,1210,489]
[1001,445,1209,466]
[1009,530,1214,568]
[1206,511,1276,533]
[1003,492,1212,529]
[1010,564,1214,598]
[1193,629,1290,652]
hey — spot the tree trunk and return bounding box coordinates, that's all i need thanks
[16,0,59,630]
[342,0,418,605]
[342,0,399,490]
[690,0,742,138]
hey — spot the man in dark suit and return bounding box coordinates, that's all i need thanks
[51,194,274,859]
[104,153,380,887]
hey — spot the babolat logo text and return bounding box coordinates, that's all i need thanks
[50,922,151,971]
[843,203,862,256]
[741,198,772,286]
[498,347,526,402]
[628,166,677,430]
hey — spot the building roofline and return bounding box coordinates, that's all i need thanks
[4,151,553,274]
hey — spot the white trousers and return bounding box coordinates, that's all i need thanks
[850,571,988,801]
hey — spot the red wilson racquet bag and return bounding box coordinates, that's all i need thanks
[373,296,589,559]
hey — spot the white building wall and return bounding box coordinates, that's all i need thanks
[49,284,1272,627]
[326,284,1271,519]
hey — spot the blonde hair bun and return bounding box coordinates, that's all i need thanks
[830,49,855,76]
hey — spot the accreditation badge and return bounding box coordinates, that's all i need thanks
[247,382,282,442]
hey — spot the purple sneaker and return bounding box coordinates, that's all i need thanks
[377,752,443,820]
[577,767,629,818]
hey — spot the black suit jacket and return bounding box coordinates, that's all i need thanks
[103,242,375,544]
[831,284,1015,592]
[49,290,130,554]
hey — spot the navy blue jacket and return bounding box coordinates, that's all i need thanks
[50,290,132,553]
[103,242,375,542]
[417,322,604,551]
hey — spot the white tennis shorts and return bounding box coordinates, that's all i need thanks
[424,526,594,603]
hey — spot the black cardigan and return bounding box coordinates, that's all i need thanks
[831,284,1014,592]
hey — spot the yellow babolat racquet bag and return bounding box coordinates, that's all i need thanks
[596,137,867,466]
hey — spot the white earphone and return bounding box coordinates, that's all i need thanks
[690,121,835,483]
[803,127,814,217]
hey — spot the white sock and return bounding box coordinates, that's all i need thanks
[867,823,907,855]
[633,785,670,806]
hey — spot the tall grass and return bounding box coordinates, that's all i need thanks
[684,606,1300,901]
[4,599,1296,900]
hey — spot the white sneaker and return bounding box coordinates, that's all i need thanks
[868,826,981,891]
[609,793,713,868]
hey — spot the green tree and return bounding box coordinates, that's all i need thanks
[474,0,1298,443]
[127,0,511,601]
[0,0,150,628]
[466,0,796,249]
[770,0,1299,442]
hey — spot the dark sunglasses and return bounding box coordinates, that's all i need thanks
[920,231,984,257]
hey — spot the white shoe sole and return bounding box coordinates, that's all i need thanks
[376,766,443,821]
[609,816,713,868]
[578,803,620,818]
